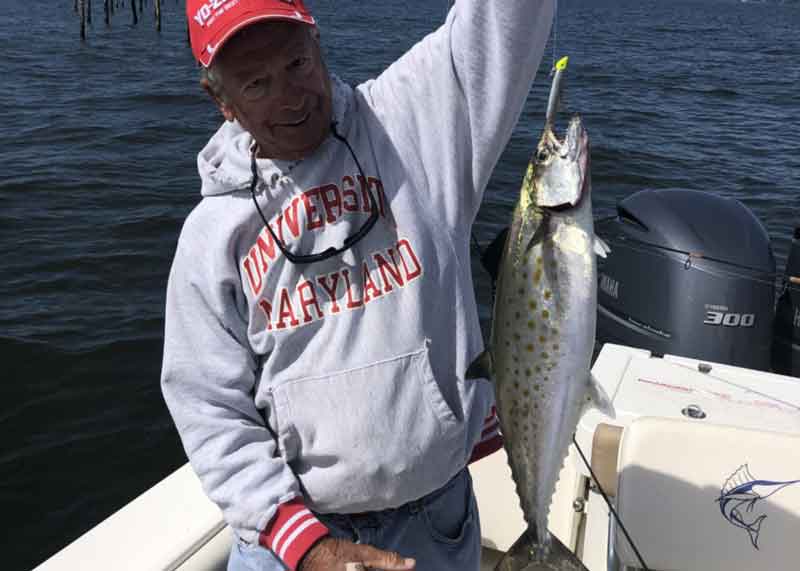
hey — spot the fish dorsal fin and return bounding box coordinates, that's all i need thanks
[722,464,757,494]
[465,350,494,381]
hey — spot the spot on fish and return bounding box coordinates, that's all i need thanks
[541,351,549,359]
[553,343,560,351]
[527,320,535,329]
[536,256,543,265]
[523,388,530,396]
[534,269,542,283]
[525,368,532,377]
[528,300,537,310]
[539,335,547,344]
[535,366,542,373]
[544,290,552,300]
[518,288,525,296]
[534,384,541,391]
[513,333,521,341]
[542,310,550,320]
[515,311,522,320]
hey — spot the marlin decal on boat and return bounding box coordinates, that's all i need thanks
[716,464,800,549]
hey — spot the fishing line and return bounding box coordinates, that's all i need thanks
[552,0,559,70]
[572,435,651,571]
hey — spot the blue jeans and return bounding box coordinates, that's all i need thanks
[228,469,481,571]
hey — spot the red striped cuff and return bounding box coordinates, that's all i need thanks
[469,405,504,463]
[259,499,329,571]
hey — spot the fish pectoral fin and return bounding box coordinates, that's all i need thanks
[583,373,615,418]
[593,236,611,258]
[466,350,494,381]
[525,212,551,253]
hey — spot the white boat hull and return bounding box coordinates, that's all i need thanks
[35,344,800,571]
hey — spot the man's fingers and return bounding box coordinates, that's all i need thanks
[350,544,415,570]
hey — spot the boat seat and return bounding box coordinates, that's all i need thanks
[612,417,800,571]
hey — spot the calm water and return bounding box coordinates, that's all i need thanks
[1,0,798,568]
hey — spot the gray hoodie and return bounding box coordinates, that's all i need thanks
[161,1,553,568]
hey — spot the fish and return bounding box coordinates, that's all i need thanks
[468,56,612,571]
[716,464,800,549]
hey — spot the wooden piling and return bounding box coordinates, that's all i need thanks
[131,0,138,25]
[79,0,86,40]
[155,0,162,32]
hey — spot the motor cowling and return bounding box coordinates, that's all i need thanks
[772,227,800,376]
[595,189,776,371]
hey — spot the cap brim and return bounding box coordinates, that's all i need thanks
[200,11,315,67]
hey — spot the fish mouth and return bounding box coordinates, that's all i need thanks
[532,115,590,209]
[566,116,590,207]
[537,115,586,161]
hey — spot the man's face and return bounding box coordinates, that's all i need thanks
[209,21,332,161]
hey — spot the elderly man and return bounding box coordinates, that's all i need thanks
[161,1,554,570]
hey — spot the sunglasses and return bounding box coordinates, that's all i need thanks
[249,122,380,265]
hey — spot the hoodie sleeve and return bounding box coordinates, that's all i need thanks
[160,211,328,570]
[360,0,554,232]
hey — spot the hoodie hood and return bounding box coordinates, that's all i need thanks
[196,74,354,197]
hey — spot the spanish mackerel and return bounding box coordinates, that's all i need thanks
[468,57,611,571]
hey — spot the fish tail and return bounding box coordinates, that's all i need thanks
[494,526,588,571]
[747,515,767,550]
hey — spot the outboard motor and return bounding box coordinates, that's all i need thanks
[595,189,776,370]
[772,227,800,376]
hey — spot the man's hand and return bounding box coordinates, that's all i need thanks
[299,537,415,571]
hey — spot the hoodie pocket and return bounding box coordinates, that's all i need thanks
[270,343,464,513]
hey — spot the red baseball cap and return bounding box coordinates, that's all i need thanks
[187,0,316,67]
